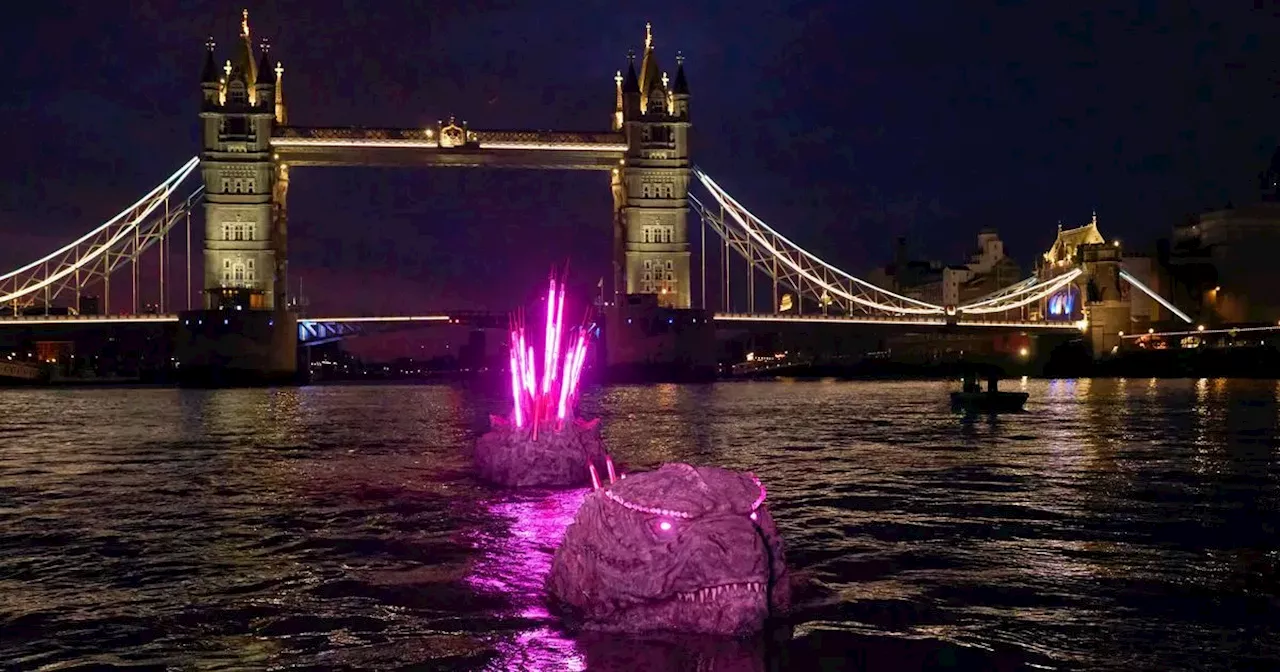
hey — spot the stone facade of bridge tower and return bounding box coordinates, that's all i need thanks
[198,12,283,311]
[1078,243,1132,357]
[615,24,692,309]
[176,11,296,385]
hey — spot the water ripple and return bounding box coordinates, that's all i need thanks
[0,379,1277,671]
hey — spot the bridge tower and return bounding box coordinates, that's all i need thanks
[177,10,296,385]
[1078,242,1131,357]
[602,25,714,381]
[615,24,692,309]
[198,10,284,311]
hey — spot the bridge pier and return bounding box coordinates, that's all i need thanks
[603,295,716,382]
[174,309,298,386]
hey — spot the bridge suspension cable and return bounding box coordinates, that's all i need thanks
[691,168,946,316]
[1119,269,1193,323]
[1,157,203,314]
[690,168,1188,324]
[954,268,1082,315]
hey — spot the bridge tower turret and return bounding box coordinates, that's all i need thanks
[200,37,220,106]
[617,23,692,309]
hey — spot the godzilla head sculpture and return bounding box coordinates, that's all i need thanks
[475,270,608,488]
[547,462,789,635]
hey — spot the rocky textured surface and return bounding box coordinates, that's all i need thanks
[474,415,608,488]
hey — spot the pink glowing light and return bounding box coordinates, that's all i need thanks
[658,520,672,531]
[588,462,602,490]
[750,512,758,521]
[555,341,576,422]
[542,278,558,395]
[749,474,767,512]
[603,489,695,519]
[507,270,593,440]
[509,346,524,428]
[605,455,617,484]
[461,490,588,670]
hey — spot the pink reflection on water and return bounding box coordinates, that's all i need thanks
[464,487,588,671]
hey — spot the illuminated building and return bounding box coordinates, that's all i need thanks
[1169,149,1280,323]
[1038,213,1105,274]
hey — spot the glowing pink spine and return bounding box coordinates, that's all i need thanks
[525,343,539,437]
[565,331,589,411]
[542,278,558,396]
[556,340,576,424]
[505,270,593,438]
[508,337,524,428]
[547,286,566,398]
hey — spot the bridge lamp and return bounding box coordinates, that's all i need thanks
[1197,324,1205,332]
[1113,240,1120,247]
[1018,347,1029,358]
[1118,331,1124,337]
[1148,328,1154,334]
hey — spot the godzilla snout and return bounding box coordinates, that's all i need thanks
[674,518,770,592]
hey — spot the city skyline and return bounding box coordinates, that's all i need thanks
[2,1,1277,323]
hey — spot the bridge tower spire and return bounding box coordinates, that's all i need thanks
[616,23,692,309]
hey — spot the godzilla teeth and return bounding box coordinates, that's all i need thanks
[676,582,766,603]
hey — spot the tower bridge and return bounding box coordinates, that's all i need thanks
[0,10,1197,383]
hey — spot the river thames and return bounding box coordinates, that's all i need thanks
[1,378,1276,671]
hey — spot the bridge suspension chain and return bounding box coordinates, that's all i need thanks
[0,157,203,314]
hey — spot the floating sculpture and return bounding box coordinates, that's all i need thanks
[474,271,609,487]
[547,462,790,634]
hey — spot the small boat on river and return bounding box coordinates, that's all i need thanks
[951,371,1028,413]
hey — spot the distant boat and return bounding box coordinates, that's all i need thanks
[952,368,1028,413]
[950,389,1028,413]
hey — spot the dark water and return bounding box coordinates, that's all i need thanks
[1,379,1277,671]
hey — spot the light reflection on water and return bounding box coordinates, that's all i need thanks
[0,379,1277,671]
[465,489,588,671]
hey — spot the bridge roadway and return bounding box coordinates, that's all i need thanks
[712,313,1080,332]
[0,311,1082,335]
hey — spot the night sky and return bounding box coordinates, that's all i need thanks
[2,2,1278,353]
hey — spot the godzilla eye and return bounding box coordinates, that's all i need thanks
[749,512,758,521]
[649,518,676,535]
